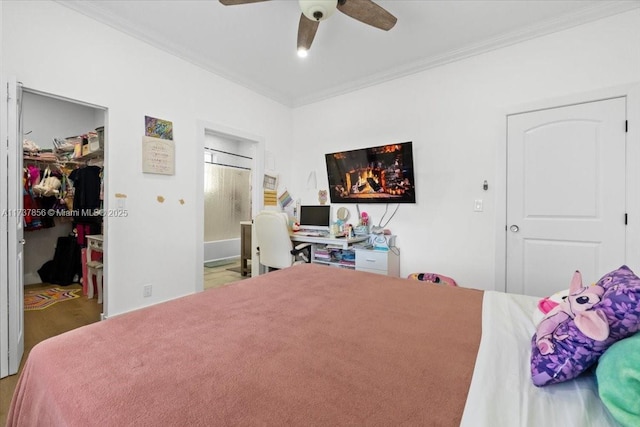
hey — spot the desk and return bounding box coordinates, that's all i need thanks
[290,233,400,277]
[290,233,368,249]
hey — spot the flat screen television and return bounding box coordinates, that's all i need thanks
[298,205,331,231]
[325,141,416,204]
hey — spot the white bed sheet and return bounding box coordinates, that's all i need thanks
[460,290,618,427]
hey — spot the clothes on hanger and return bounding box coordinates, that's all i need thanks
[69,165,102,219]
[68,164,103,246]
[74,222,102,247]
[23,168,43,231]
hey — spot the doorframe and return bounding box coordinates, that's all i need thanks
[0,78,25,377]
[2,81,110,377]
[20,87,110,318]
[1,78,10,378]
[195,120,264,292]
[495,82,640,292]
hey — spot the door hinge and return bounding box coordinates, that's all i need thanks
[625,213,628,225]
[626,120,628,133]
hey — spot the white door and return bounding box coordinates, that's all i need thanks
[1,78,25,377]
[1,81,9,378]
[506,97,626,297]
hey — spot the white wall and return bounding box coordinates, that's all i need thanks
[22,92,103,149]
[1,0,293,316]
[291,9,640,290]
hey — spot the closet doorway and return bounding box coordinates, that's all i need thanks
[19,89,107,366]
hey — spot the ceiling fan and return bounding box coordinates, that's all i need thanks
[219,0,397,56]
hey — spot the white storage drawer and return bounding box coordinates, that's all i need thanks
[355,249,389,272]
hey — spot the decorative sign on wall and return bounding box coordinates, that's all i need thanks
[142,135,175,175]
[145,116,173,140]
[264,190,277,206]
[263,173,278,190]
[278,190,293,208]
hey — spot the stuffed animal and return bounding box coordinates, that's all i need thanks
[407,272,457,287]
[535,270,609,355]
[532,288,569,326]
[531,265,640,387]
[318,190,328,205]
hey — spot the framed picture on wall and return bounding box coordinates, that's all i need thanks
[263,173,278,190]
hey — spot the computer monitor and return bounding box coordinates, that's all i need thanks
[298,205,331,231]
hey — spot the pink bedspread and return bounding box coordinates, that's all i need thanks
[8,264,483,426]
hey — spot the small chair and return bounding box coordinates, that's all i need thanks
[254,210,311,271]
[87,260,104,303]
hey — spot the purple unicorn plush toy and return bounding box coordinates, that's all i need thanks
[535,271,609,356]
[532,265,640,386]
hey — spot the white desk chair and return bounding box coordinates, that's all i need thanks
[254,210,311,271]
[86,260,104,304]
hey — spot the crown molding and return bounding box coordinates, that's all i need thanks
[292,1,640,107]
[54,0,293,106]
[55,0,640,108]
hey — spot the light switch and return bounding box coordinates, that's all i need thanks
[474,199,483,212]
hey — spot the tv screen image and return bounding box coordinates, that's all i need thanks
[325,141,416,204]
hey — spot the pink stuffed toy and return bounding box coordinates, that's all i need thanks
[535,271,609,355]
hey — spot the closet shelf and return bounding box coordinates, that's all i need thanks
[24,149,103,166]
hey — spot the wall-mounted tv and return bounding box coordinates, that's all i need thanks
[325,141,416,204]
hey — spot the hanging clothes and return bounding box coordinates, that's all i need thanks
[31,165,65,229]
[23,168,43,231]
[69,165,102,214]
[69,165,103,246]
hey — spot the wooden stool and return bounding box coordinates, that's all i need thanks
[87,261,104,304]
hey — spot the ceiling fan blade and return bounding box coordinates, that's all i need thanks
[219,0,270,5]
[337,0,397,31]
[297,14,320,51]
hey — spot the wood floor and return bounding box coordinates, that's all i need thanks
[203,259,250,290]
[0,282,101,425]
[0,261,247,425]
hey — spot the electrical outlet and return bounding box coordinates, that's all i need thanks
[143,284,152,298]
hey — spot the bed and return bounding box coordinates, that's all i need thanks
[7,264,618,426]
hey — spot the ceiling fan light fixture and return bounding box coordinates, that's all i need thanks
[298,0,337,22]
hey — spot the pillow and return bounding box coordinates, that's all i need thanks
[596,333,640,427]
[531,265,640,386]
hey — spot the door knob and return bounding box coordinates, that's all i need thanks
[509,225,519,232]
[19,239,26,245]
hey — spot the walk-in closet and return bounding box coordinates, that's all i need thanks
[21,91,106,322]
